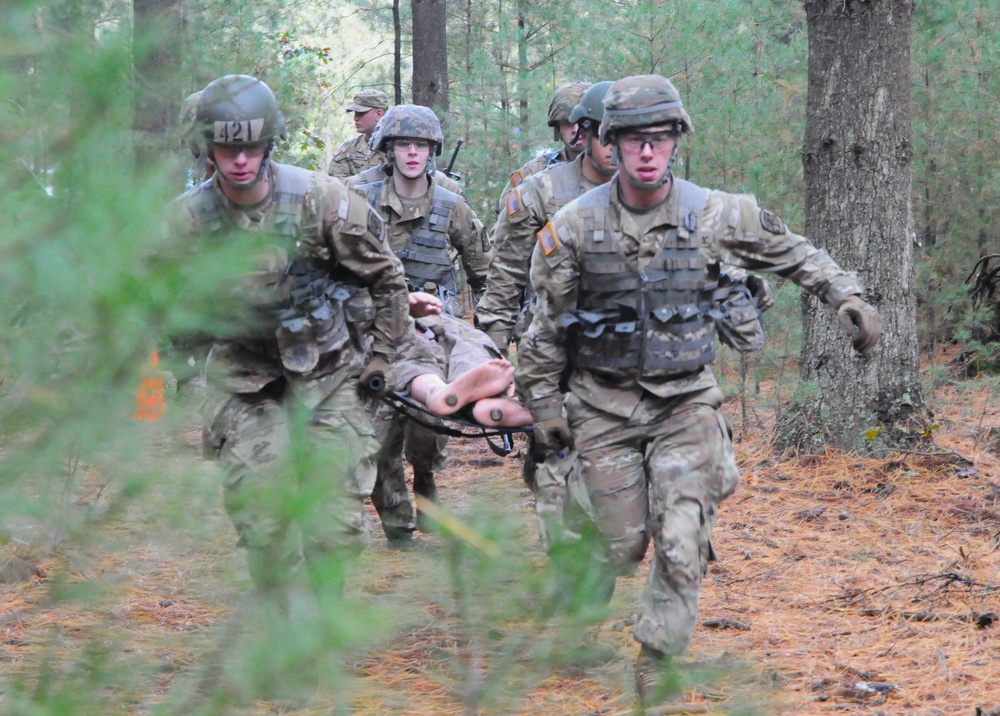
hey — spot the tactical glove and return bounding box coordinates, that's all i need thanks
[360,356,396,398]
[532,415,574,452]
[836,295,882,353]
[746,274,775,312]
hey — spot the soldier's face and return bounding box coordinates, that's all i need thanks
[557,120,582,149]
[588,134,616,174]
[617,128,677,186]
[392,137,431,179]
[354,108,383,135]
[212,143,267,187]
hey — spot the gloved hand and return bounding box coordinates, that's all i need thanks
[532,415,574,452]
[360,356,395,398]
[486,330,510,354]
[837,295,882,353]
[746,274,775,312]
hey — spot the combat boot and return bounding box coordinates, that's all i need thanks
[412,470,438,532]
[634,645,685,710]
[383,525,416,550]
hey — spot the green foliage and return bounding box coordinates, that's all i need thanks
[0,7,383,714]
[4,0,998,711]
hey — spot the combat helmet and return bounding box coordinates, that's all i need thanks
[598,74,694,146]
[195,74,287,150]
[546,82,592,141]
[374,104,444,156]
[179,90,203,158]
[367,116,385,153]
[568,80,613,133]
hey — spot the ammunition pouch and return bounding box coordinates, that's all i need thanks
[711,274,763,353]
[270,259,370,374]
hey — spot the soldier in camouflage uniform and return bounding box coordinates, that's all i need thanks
[477,81,617,554]
[328,89,389,180]
[356,104,493,544]
[478,81,617,351]
[514,74,881,709]
[348,108,465,195]
[494,81,592,214]
[479,81,774,556]
[163,75,413,613]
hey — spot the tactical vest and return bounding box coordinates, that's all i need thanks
[362,180,460,299]
[540,159,584,219]
[564,178,723,380]
[521,160,586,310]
[192,164,372,374]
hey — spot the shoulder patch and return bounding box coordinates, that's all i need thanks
[506,188,522,216]
[759,208,786,235]
[537,222,559,256]
[510,170,525,188]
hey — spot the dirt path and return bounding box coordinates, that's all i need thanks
[2,376,999,715]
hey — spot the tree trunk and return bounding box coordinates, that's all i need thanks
[411,0,448,114]
[133,0,182,178]
[780,0,929,453]
[393,0,402,105]
[516,0,528,130]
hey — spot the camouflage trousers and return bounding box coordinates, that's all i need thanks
[526,436,586,553]
[565,387,739,657]
[371,403,448,538]
[202,372,378,597]
[372,313,501,538]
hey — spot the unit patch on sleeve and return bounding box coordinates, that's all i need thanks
[537,222,559,256]
[759,208,786,235]
[510,170,525,187]
[506,188,522,216]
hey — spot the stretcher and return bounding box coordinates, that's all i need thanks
[377,390,531,457]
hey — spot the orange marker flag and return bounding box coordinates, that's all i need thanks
[133,351,167,421]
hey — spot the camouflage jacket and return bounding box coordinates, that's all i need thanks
[514,175,865,419]
[162,163,413,393]
[494,145,574,215]
[476,153,601,335]
[328,134,385,180]
[363,177,493,303]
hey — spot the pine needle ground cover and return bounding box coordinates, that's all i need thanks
[2,350,998,715]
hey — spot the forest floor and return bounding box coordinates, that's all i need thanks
[2,345,999,715]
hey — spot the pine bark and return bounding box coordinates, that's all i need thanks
[780,0,930,453]
[133,0,182,176]
[411,0,449,114]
